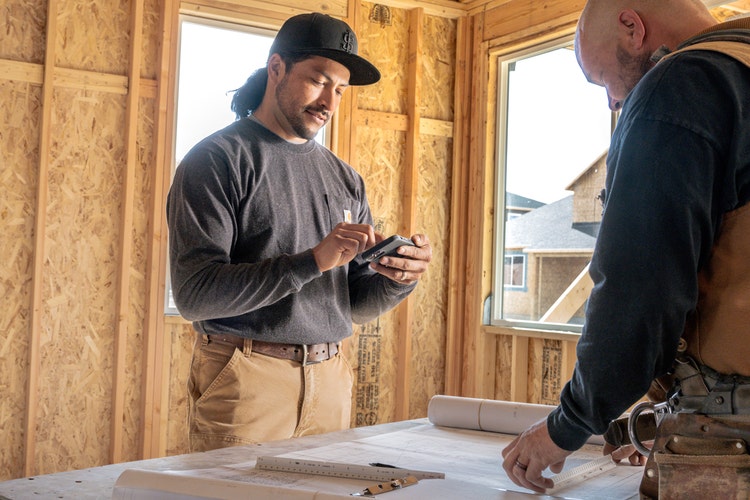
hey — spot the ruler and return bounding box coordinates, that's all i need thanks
[547,455,617,493]
[255,456,445,481]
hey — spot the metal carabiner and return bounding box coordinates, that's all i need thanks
[627,400,672,456]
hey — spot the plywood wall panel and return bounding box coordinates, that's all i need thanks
[165,321,194,456]
[357,127,407,227]
[351,125,407,425]
[0,0,47,63]
[56,0,131,74]
[494,335,513,400]
[140,0,163,79]
[357,3,409,114]
[117,96,159,462]
[408,135,452,418]
[421,15,456,121]
[527,338,564,405]
[33,88,127,474]
[0,79,41,479]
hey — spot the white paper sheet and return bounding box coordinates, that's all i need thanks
[113,398,640,499]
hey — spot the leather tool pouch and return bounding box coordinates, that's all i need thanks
[639,413,750,499]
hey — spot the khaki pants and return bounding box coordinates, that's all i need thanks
[187,334,354,452]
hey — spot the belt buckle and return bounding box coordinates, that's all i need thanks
[301,344,321,366]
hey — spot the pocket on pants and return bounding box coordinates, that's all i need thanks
[192,340,240,404]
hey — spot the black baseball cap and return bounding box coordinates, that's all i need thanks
[269,13,381,86]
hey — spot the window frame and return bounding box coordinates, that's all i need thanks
[490,36,615,333]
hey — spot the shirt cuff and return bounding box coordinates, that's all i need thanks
[546,406,594,451]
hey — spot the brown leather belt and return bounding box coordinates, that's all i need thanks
[206,333,339,365]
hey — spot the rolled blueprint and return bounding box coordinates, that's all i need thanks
[428,395,604,445]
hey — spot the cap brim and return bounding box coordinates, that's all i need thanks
[293,48,381,86]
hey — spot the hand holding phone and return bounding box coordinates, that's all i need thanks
[361,235,415,262]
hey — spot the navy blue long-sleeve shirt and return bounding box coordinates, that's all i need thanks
[548,46,750,450]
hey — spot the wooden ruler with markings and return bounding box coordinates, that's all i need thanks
[255,456,445,482]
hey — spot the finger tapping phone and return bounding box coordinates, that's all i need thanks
[361,235,415,262]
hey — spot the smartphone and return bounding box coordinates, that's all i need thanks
[361,235,415,262]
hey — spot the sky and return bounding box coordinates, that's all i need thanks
[505,47,613,204]
[175,21,274,163]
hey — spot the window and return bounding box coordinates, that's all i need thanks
[165,17,276,315]
[503,254,526,289]
[492,39,615,330]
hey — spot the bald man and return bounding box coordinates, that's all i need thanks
[502,0,750,494]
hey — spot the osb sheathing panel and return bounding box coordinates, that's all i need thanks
[118,96,159,462]
[528,338,565,405]
[56,0,130,74]
[0,80,41,479]
[408,135,452,419]
[357,4,409,114]
[493,336,569,405]
[421,15,456,121]
[495,335,514,401]
[34,88,126,474]
[0,0,47,63]
[166,322,195,456]
[350,126,407,425]
[140,0,162,79]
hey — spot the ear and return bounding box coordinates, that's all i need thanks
[267,53,286,84]
[618,9,646,50]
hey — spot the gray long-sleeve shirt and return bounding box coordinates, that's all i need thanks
[166,118,415,344]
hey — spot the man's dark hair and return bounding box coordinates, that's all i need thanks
[231,52,312,119]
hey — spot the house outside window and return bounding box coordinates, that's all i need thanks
[492,39,615,330]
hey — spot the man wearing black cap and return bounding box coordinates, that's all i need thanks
[167,13,432,452]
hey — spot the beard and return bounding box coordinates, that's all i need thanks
[616,44,654,97]
[275,75,330,141]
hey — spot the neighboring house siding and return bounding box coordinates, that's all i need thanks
[503,153,605,325]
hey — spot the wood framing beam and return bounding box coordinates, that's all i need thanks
[509,335,529,401]
[0,58,157,97]
[181,0,348,24]
[394,7,423,421]
[111,0,145,465]
[370,0,466,18]
[540,263,592,324]
[461,14,494,399]
[24,0,58,477]
[141,0,181,459]
[355,110,452,137]
[444,15,472,396]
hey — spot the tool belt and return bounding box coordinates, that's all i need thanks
[639,412,750,499]
[668,359,750,415]
[206,333,339,365]
[617,354,750,499]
